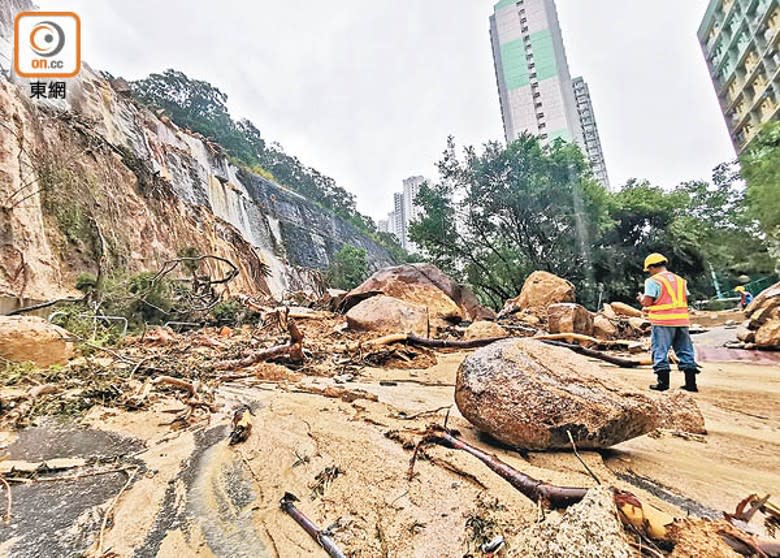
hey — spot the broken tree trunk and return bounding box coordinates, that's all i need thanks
[215,318,304,370]
[280,492,347,558]
[410,425,780,558]
[541,339,642,368]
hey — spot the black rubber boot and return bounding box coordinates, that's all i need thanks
[650,370,670,391]
[682,369,699,392]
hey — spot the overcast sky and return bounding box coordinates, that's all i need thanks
[39,0,736,221]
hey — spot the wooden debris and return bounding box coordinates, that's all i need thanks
[229,405,253,445]
[215,318,304,369]
[540,339,643,368]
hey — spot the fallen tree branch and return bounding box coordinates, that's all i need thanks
[152,376,197,397]
[7,296,84,316]
[541,339,643,368]
[96,467,137,556]
[406,333,510,349]
[215,318,304,370]
[280,492,347,558]
[409,425,587,509]
[0,475,10,523]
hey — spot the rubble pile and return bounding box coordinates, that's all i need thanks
[735,281,780,349]
[495,271,650,341]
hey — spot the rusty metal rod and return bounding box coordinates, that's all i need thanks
[280,492,347,558]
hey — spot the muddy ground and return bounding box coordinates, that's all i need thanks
[0,326,778,557]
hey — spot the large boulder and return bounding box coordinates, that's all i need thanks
[341,263,494,321]
[455,338,658,449]
[345,295,428,336]
[499,271,575,318]
[0,316,75,367]
[547,303,594,336]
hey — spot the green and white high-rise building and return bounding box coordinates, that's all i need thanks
[698,0,780,153]
[490,0,610,188]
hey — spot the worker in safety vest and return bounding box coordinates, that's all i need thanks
[636,253,700,392]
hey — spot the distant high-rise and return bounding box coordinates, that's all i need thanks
[573,77,610,189]
[698,0,779,153]
[489,0,610,187]
[382,177,428,252]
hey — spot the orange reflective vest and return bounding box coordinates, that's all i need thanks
[647,271,690,327]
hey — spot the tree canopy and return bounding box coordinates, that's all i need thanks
[410,135,774,309]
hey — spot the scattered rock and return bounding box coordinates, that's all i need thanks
[499,271,575,318]
[740,281,780,349]
[546,303,594,336]
[321,288,347,312]
[517,486,632,558]
[652,391,707,435]
[455,338,658,449]
[627,317,651,335]
[593,314,618,340]
[610,302,644,318]
[345,295,428,336]
[463,321,508,340]
[342,263,494,321]
[602,303,618,319]
[0,316,75,367]
[735,322,755,343]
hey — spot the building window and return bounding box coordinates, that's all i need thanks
[539,122,546,129]
[537,112,545,118]
[535,101,543,108]
[533,91,541,98]
[540,133,548,139]
[530,72,537,78]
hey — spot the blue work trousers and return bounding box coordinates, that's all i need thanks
[651,325,698,373]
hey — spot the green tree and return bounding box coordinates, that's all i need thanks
[741,121,780,267]
[326,245,369,290]
[410,135,610,308]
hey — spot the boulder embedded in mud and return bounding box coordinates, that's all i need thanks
[499,271,575,318]
[463,320,508,340]
[0,316,75,367]
[610,301,644,318]
[342,263,494,321]
[593,314,618,339]
[518,486,632,558]
[547,303,594,336]
[345,295,428,336]
[455,338,658,449]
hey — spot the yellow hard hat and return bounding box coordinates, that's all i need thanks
[734,286,745,293]
[643,253,668,271]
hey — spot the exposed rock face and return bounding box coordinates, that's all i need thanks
[342,264,493,321]
[463,320,508,340]
[547,303,594,336]
[345,295,428,336]
[593,314,618,339]
[455,339,658,450]
[0,53,394,303]
[0,316,74,366]
[736,282,780,348]
[499,271,575,317]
